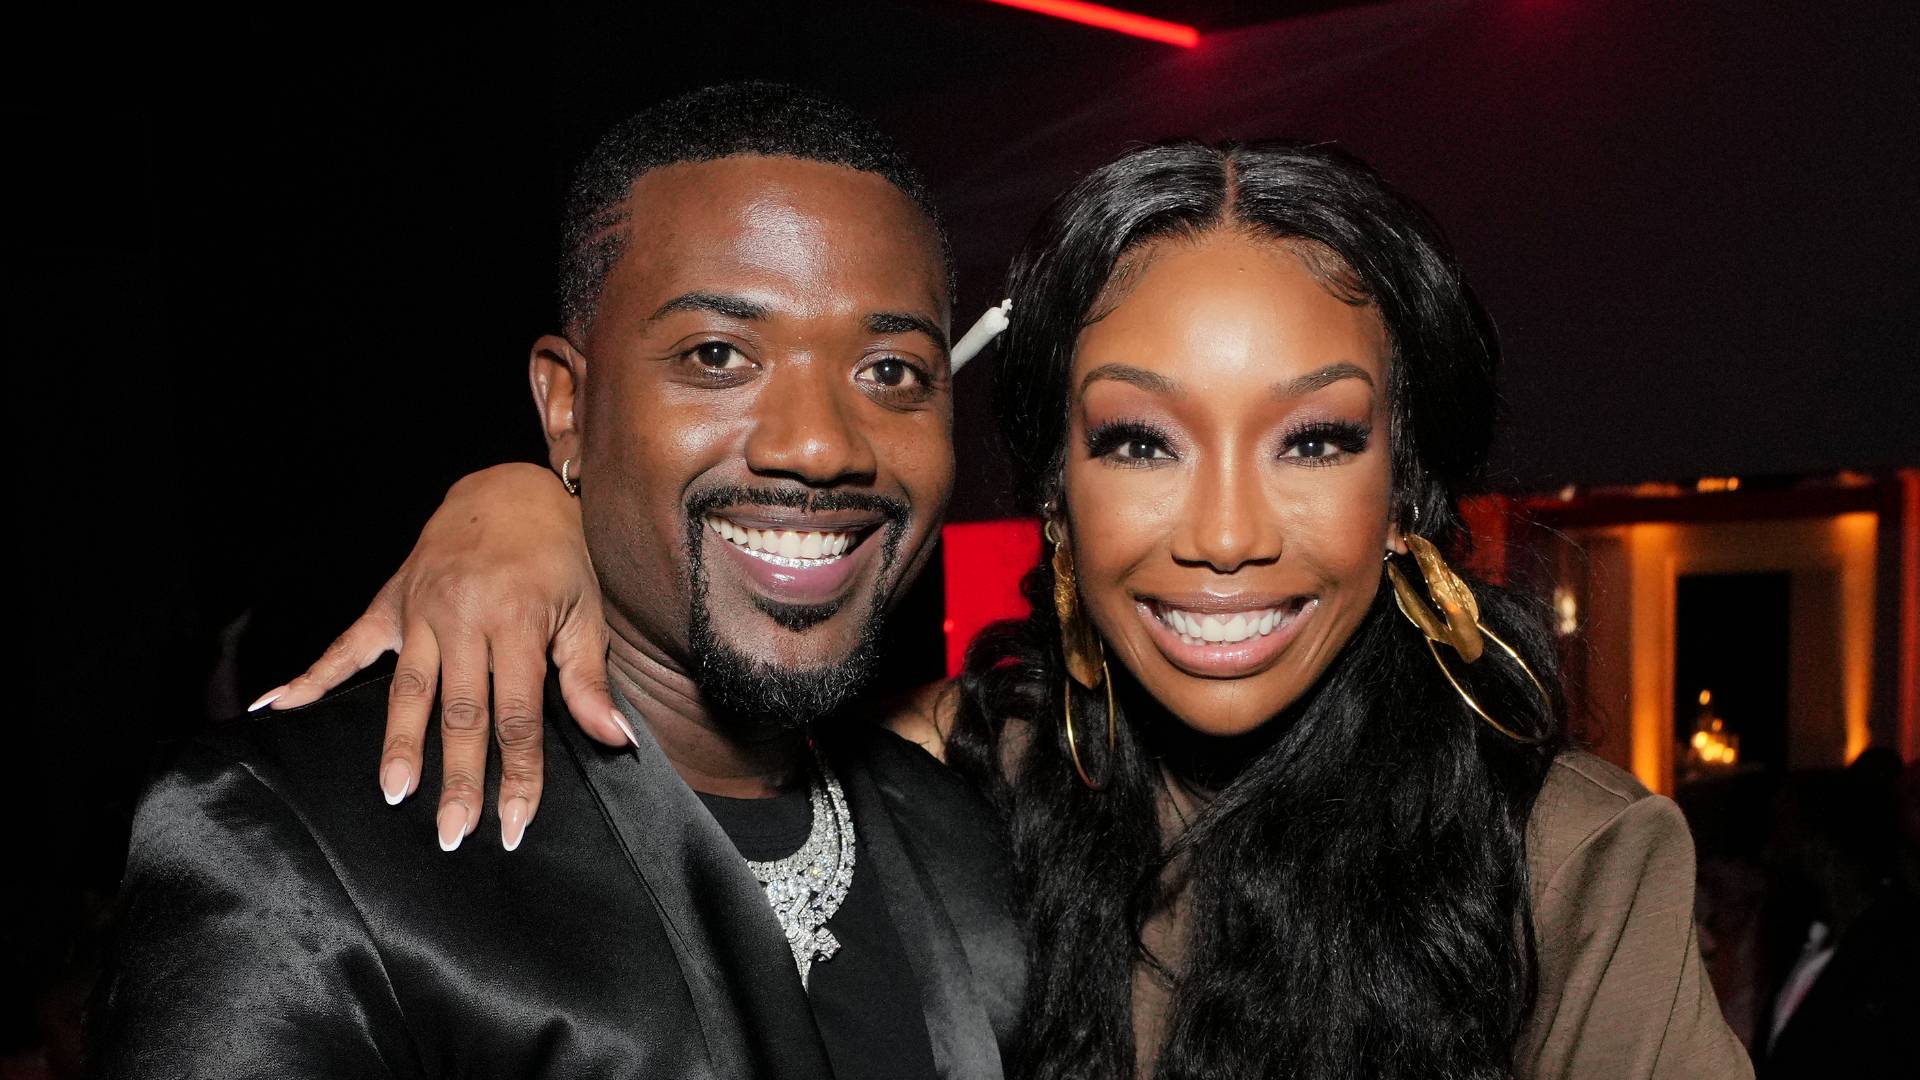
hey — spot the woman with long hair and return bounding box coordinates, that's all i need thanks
[272,139,1750,1078]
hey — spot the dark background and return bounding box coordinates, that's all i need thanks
[6,0,1916,1065]
[1675,572,1791,774]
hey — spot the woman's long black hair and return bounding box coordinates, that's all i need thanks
[946,141,1569,1080]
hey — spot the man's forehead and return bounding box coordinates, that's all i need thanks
[611,156,947,320]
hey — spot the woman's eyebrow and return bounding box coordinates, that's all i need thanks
[1080,363,1180,397]
[1276,362,1375,397]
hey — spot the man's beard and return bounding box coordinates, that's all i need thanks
[683,485,907,729]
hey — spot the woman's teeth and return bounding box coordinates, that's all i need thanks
[1157,603,1300,646]
[706,515,856,566]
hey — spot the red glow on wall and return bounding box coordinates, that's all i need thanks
[983,0,1200,48]
[1459,494,1514,584]
[941,518,1043,676]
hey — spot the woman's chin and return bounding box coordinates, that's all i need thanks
[1143,672,1307,740]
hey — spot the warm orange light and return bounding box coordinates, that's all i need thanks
[1696,476,1742,493]
[1835,512,1877,762]
[1698,688,1711,706]
[982,0,1201,47]
[1625,522,1679,794]
[1552,585,1579,635]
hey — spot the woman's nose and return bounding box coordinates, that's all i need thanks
[1171,457,1282,573]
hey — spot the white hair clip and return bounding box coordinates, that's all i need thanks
[950,299,1012,373]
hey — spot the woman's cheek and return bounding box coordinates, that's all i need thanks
[1288,463,1393,580]
[1065,467,1177,637]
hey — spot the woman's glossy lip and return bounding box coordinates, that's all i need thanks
[1134,596,1318,679]
[1137,591,1300,615]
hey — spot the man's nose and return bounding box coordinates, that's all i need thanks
[742,361,879,487]
[1169,456,1283,573]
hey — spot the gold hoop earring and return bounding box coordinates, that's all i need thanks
[1064,655,1117,791]
[1387,535,1547,744]
[1047,517,1115,788]
[559,458,581,496]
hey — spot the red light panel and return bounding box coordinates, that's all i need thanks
[983,0,1201,48]
[941,518,1043,676]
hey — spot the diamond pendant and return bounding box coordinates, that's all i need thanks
[742,747,856,989]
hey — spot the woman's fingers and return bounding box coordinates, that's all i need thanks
[263,593,403,711]
[434,632,491,853]
[489,630,549,852]
[553,599,629,748]
[379,619,439,807]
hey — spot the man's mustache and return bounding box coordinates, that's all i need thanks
[684,484,909,524]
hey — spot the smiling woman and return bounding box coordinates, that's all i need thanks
[948,139,1752,1079]
[1065,232,1392,729]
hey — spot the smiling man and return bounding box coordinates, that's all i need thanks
[93,84,1019,1080]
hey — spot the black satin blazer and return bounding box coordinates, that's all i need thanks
[91,677,1024,1079]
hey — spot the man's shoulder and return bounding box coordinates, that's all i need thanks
[171,675,395,800]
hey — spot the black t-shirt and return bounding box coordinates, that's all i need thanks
[698,786,940,1080]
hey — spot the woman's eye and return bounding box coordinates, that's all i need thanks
[1086,422,1176,464]
[689,342,751,370]
[857,357,924,389]
[1117,438,1172,461]
[1279,421,1370,464]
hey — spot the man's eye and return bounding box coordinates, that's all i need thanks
[689,342,751,370]
[858,357,924,389]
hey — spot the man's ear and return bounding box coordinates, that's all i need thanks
[529,335,585,473]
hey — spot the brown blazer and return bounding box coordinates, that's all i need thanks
[1519,752,1753,1079]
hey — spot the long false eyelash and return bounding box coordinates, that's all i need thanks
[1084,419,1174,460]
[1281,418,1372,462]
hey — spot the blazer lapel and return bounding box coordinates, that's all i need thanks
[835,731,1023,1080]
[556,686,834,1080]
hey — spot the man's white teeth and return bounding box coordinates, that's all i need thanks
[705,516,854,563]
[1161,605,1289,646]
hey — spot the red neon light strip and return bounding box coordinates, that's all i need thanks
[984,0,1200,47]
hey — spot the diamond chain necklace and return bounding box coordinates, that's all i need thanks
[743,745,856,988]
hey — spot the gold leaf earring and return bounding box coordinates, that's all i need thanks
[1046,517,1115,790]
[1386,534,1547,744]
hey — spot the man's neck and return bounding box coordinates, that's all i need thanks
[604,621,808,799]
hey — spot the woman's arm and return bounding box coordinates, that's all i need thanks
[1520,767,1753,1079]
[257,463,628,851]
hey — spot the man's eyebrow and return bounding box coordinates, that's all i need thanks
[648,292,769,322]
[1277,362,1375,397]
[1080,363,1180,397]
[865,311,949,352]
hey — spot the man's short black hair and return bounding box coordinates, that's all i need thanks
[558,81,951,336]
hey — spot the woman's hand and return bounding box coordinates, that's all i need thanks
[255,462,631,851]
